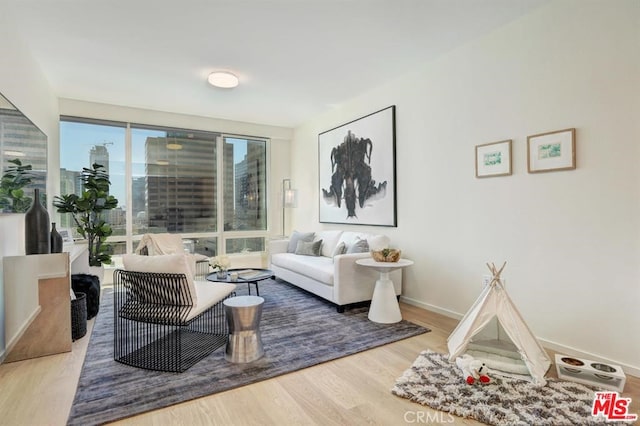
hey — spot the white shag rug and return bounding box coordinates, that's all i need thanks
[392,350,624,426]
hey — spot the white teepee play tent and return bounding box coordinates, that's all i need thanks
[447,262,551,386]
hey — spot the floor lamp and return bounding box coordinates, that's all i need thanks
[282,178,297,237]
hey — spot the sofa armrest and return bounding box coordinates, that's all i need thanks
[333,252,372,288]
[333,251,371,275]
[334,252,370,264]
[268,239,289,256]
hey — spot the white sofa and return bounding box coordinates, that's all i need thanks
[268,230,402,312]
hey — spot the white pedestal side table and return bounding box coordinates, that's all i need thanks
[356,258,414,324]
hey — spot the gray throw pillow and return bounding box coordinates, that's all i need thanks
[331,241,346,257]
[295,239,323,256]
[346,237,369,254]
[287,231,315,253]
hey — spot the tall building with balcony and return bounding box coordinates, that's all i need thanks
[231,144,266,231]
[145,134,217,233]
[90,144,110,173]
[57,168,83,229]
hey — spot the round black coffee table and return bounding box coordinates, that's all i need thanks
[206,268,275,296]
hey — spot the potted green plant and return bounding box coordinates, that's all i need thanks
[53,163,119,267]
[0,158,34,213]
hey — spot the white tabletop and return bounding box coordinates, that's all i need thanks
[356,258,414,271]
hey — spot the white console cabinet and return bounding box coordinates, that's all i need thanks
[3,252,72,362]
[0,211,91,362]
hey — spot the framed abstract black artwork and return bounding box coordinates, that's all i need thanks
[318,105,397,226]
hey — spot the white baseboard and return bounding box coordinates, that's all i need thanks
[399,296,640,379]
[4,305,41,358]
[400,295,463,320]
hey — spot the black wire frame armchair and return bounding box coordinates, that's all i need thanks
[113,269,232,372]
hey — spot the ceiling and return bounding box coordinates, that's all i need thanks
[3,0,548,128]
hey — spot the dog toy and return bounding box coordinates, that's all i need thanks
[455,354,491,385]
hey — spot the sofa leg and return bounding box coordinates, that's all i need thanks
[337,305,345,313]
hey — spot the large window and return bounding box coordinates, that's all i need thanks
[223,136,267,254]
[59,117,269,257]
[59,120,126,239]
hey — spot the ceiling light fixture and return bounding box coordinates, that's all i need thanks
[166,142,182,150]
[207,71,239,88]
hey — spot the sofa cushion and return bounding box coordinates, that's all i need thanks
[271,253,334,285]
[295,239,323,256]
[314,230,343,257]
[367,234,390,251]
[340,232,390,252]
[287,231,315,253]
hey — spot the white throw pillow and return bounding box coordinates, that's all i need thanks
[122,253,198,305]
[315,230,344,257]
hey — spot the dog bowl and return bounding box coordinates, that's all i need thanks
[591,363,616,373]
[561,357,584,367]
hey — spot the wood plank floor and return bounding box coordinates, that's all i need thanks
[0,302,638,425]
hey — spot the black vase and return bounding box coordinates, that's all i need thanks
[50,222,63,253]
[25,188,51,255]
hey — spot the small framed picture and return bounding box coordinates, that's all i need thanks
[527,128,576,173]
[475,139,512,178]
[59,228,74,244]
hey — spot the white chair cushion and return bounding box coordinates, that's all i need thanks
[122,254,198,305]
[136,233,185,255]
[186,281,236,321]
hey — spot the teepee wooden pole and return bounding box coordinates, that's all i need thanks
[486,261,507,286]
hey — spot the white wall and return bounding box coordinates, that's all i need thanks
[292,0,640,374]
[0,14,60,205]
[0,14,59,360]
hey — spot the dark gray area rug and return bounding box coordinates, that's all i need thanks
[68,279,429,425]
[392,350,623,426]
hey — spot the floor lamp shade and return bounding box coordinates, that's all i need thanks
[284,188,297,208]
[282,179,297,236]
